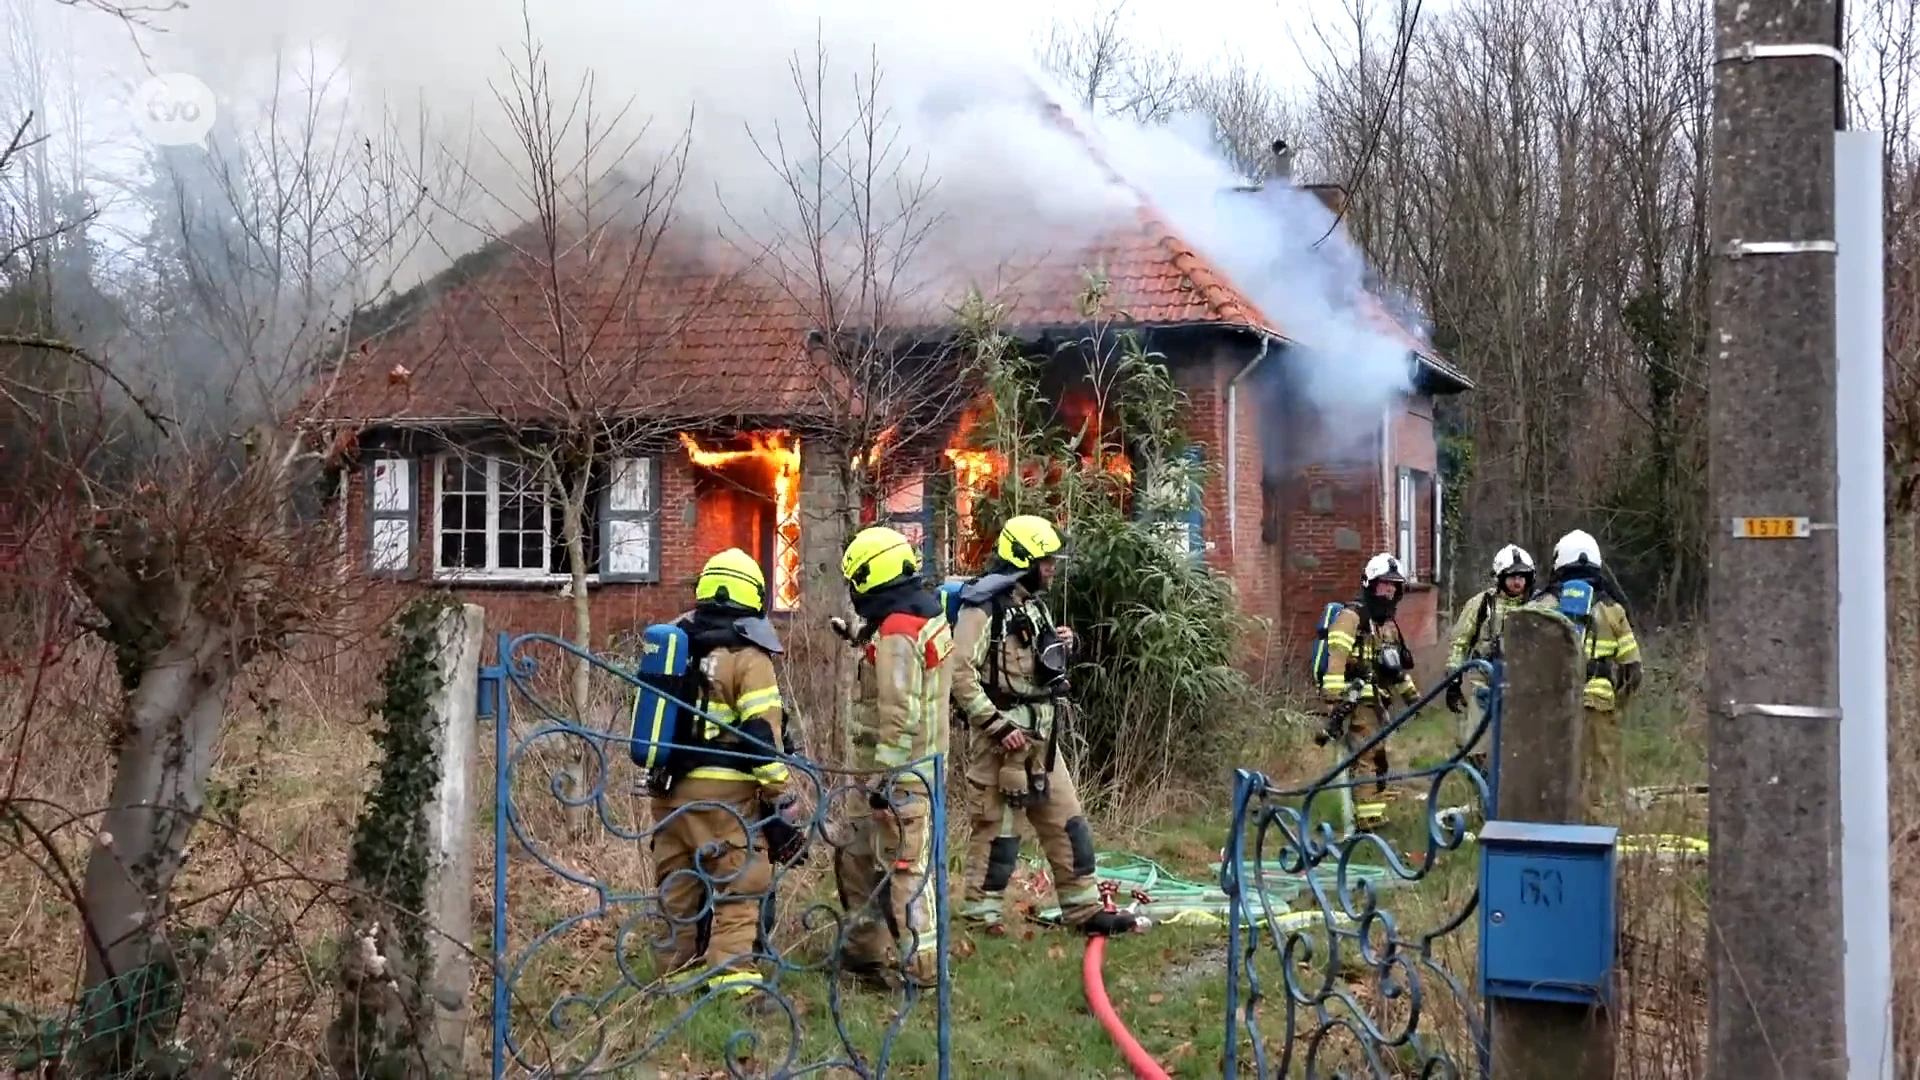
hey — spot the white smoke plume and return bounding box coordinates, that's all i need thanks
[84,0,1419,423]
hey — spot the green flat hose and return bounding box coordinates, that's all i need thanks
[1022,852,1401,927]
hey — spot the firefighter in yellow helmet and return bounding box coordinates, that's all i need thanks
[646,548,798,1002]
[1318,553,1423,829]
[1444,543,1535,770]
[950,514,1142,936]
[1526,529,1642,821]
[833,525,954,991]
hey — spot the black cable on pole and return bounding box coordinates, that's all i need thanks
[1312,0,1425,248]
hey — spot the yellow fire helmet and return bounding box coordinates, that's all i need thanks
[995,514,1064,570]
[841,525,921,595]
[695,547,767,615]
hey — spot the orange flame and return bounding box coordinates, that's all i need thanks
[854,424,900,471]
[1098,452,1134,484]
[678,431,802,611]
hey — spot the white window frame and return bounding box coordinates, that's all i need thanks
[1397,466,1416,574]
[432,452,600,585]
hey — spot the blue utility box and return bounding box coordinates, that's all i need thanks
[1477,820,1619,1007]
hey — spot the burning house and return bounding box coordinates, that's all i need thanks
[310,127,1471,664]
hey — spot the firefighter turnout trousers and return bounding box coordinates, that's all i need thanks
[650,779,772,993]
[960,736,1103,929]
[834,785,939,986]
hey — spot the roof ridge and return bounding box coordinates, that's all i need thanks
[1040,99,1276,333]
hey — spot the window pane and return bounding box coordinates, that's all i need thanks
[498,495,524,533]
[441,530,485,570]
[442,492,463,531]
[499,460,534,496]
[465,495,485,532]
[606,519,652,576]
[498,527,526,570]
[372,460,410,512]
[549,504,572,575]
[371,519,410,571]
[519,532,545,570]
[461,461,487,494]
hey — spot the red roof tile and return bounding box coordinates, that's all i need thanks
[307,232,833,425]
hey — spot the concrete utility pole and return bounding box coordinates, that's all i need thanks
[1707,0,1848,1076]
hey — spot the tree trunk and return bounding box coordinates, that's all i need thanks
[564,476,593,719]
[560,469,598,834]
[78,617,236,1064]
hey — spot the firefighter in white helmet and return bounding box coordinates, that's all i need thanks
[1527,529,1642,820]
[1444,544,1536,769]
[1317,553,1423,826]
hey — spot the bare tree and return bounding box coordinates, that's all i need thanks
[1298,0,1718,619]
[1184,54,1302,180]
[410,18,732,726]
[7,60,436,1063]
[1034,0,1191,124]
[729,39,975,514]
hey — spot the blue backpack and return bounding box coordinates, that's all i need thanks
[938,577,968,627]
[1308,602,1348,685]
[626,623,696,770]
[1557,580,1595,639]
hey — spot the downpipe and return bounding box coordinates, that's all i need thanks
[1083,881,1169,1080]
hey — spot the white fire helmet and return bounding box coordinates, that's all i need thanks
[1552,529,1604,571]
[1362,552,1407,587]
[1492,544,1535,578]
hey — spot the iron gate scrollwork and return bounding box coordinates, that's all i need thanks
[478,631,952,1079]
[1221,659,1501,1079]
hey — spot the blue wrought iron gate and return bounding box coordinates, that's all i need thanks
[1220,660,1502,1078]
[476,631,952,1079]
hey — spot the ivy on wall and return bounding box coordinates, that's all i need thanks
[327,591,460,1080]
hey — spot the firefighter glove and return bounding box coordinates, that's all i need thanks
[762,814,809,867]
[1314,706,1349,747]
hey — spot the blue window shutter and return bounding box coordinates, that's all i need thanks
[1183,445,1204,559]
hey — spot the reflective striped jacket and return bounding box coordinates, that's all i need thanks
[1573,599,1639,712]
[1319,606,1420,705]
[950,589,1061,738]
[682,644,790,796]
[850,612,954,791]
[1446,588,1530,669]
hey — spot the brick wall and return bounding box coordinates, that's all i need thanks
[1171,346,1458,668]
[1170,354,1276,630]
[1272,462,1383,643]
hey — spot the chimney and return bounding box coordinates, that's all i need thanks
[1270,138,1293,183]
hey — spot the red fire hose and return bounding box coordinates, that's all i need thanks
[1083,883,1172,1080]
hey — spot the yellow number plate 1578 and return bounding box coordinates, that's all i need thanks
[1731,516,1811,539]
